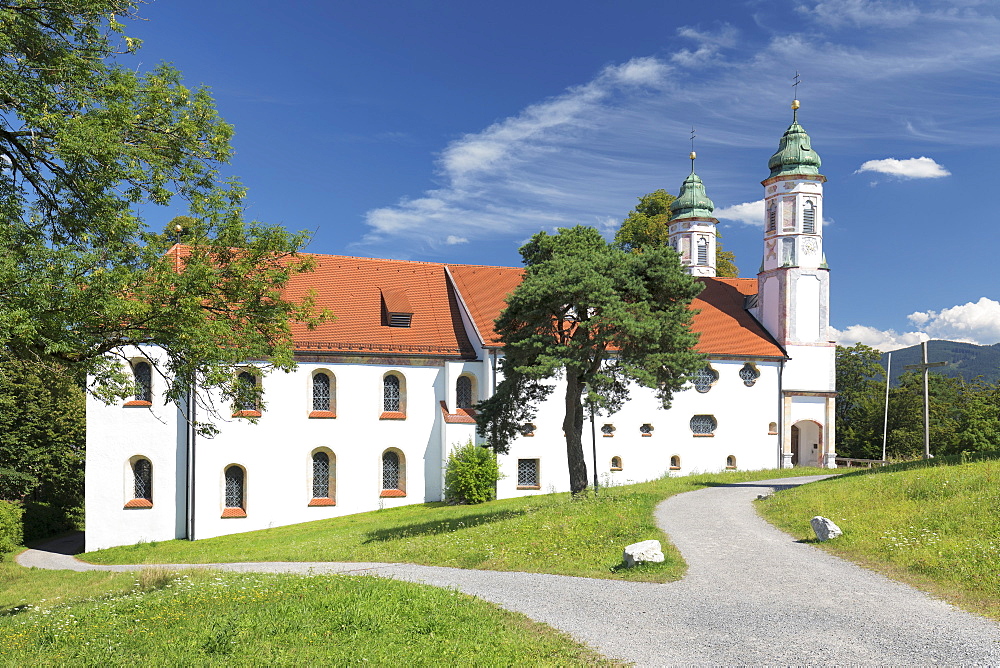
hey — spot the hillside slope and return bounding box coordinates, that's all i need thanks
[880,340,1000,384]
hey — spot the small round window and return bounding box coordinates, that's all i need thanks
[739,363,760,387]
[690,415,717,434]
[693,366,718,393]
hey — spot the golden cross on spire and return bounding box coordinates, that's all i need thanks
[689,126,697,168]
[791,71,801,120]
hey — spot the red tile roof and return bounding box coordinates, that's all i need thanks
[282,253,783,359]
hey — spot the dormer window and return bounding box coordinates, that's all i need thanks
[381,288,414,328]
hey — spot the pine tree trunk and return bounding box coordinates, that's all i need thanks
[563,372,589,493]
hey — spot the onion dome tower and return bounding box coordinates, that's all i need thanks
[754,98,836,469]
[668,151,718,277]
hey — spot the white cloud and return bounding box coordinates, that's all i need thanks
[715,200,764,227]
[854,157,950,179]
[671,24,738,67]
[832,325,929,352]
[834,297,1000,351]
[445,235,468,245]
[907,297,1000,343]
[796,0,923,29]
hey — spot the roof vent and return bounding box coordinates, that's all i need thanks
[381,288,414,328]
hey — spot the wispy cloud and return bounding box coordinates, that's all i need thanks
[833,324,929,352]
[355,1,1000,256]
[855,157,950,179]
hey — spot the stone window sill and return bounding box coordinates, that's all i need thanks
[233,410,262,418]
[641,433,652,437]
[669,466,681,471]
[123,400,152,408]
[610,467,623,472]
[380,411,406,420]
[380,489,406,498]
[308,497,336,507]
[221,507,247,518]
[693,433,715,437]
[123,498,153,509]
[309,410,337,419]
[516,485,541,490]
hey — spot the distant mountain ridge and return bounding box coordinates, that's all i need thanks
[879,340,1000,385]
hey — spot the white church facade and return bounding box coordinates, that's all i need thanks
[85,106,836,551]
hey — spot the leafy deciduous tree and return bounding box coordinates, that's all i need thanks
[475,226,704,493]
[0,1,323,421]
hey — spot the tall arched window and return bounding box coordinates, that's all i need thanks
[381,450,405,496]
[803,200,817,234]
[224,465,246,516]
[310,451,335,504]
[697,237,709,265]
[456,375,473,409]
[134,458,152,501]
[133,362,152,403]
[313,372,331,411]
[383,374,401,412]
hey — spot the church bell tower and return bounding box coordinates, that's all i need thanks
[668,151,718,277]
[755,99,836,468]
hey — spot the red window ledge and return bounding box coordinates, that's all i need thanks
[516,485,541,490]
[693,433,715,437]
[380,489,406,498]
[123,400,152,408]
[379,411,406,420]
[123,498,153,509]
[221,507,247,518]
[308,498,336,507]
[232,410,262,418]
[669,466,682,471]
[641,433,652,437]
[309,410,337,419]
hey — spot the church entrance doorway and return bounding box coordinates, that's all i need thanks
[791,420,822,467]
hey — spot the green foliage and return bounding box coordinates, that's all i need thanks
[476,226,704,492]
[444,440,502,505]
[85,467,826,582]
[758,455,1000,620]
[0,571,611,665]
[0,361,84,526]
[0,500,23,556]
[0,2,324,425]
[613,189,738,276]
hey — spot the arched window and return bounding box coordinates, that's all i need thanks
[134,458,152,501]
[235,371,258,413]
[690,415,717,435]
[456,375,473,409]
[693,366,718,393]
[133,362,152,403]
[381,449,405,497]
[739,363,760,387]
[781,237,796,266]
[124,457,153,508]
[383,374,401,413]
[224,465,246,517]
[309,451,335,505]
[313,372,331,411]
[670,455,681,470]
[726,455,737,470]
[697,237,709,265]
[768,421,778,435]
[610,456,622,471]
[767,203,777,232]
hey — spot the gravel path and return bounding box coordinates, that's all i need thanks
[17,475,1000,665]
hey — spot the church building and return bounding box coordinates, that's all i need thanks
[85,104,836,551]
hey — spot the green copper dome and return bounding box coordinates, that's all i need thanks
[767,118,822,178]
[669,169,715,220]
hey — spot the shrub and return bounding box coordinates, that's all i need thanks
[444,440,502,504]
[0,499,24,556]
[22,500,84,544]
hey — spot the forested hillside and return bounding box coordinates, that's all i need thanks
[880,341,1000,385]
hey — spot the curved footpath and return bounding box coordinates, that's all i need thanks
[18,475,1000,665]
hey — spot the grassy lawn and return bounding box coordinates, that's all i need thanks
[85,468,829,582]
[757,453,1000,620]
[0,566,612,665]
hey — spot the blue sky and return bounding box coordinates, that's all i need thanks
[127,0,1000,351]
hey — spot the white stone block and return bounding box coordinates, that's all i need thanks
[810,516,842,541]
[623,539,665,567]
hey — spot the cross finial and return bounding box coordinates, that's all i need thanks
[791,71,801,121]
[689,126,696,170]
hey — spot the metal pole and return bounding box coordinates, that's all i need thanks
[922,342,931,459]
[882,352,891,462]
[590,404,598,495]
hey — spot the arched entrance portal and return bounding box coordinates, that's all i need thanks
[791,420,823,467]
